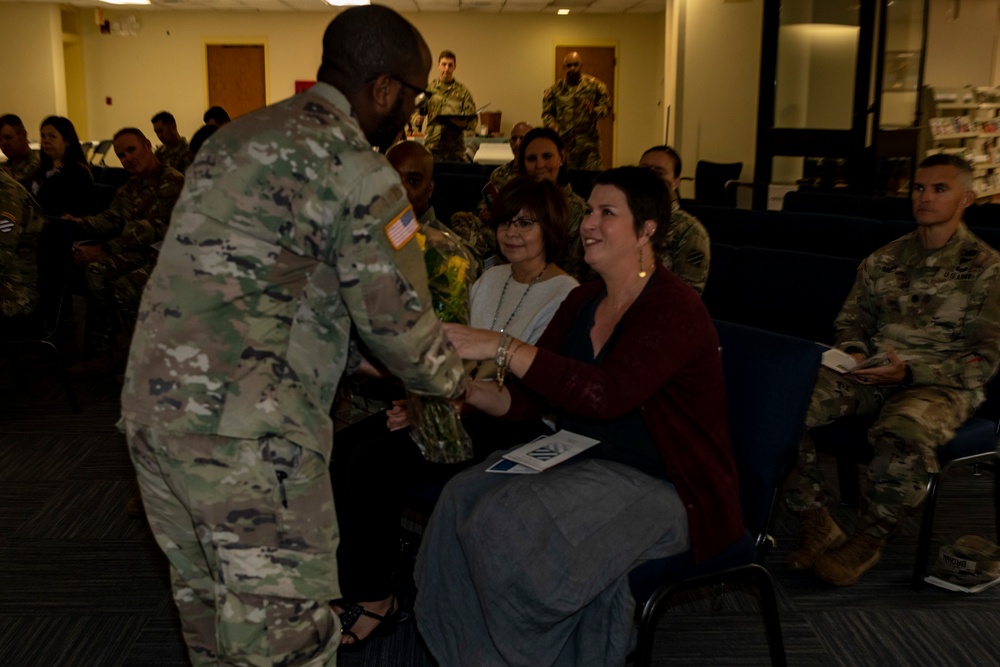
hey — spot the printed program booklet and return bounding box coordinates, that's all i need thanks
[820,348,888,374]
[486,430,600,474]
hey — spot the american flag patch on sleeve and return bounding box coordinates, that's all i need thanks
[384,206,418,250]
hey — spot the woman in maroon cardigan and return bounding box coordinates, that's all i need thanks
[412,167,743,666]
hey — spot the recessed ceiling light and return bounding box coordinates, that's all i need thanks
[557,8,570,15]
[324,0,370,5]
[98,0,150,5]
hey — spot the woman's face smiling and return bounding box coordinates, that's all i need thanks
[497,207,546,271]
[523,138,564,183]
[581,184,649,276]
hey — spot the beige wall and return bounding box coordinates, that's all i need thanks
[0,6,664,167]
[925,0,999,89]
[0,4,66,136]
[673,0,763,187]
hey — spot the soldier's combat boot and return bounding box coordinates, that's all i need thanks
[814,532,886,586]
[786,507,845,571]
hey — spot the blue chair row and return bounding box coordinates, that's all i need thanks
[686,203,1000,259]
[630,321,821,666]
[782,189,1000,227]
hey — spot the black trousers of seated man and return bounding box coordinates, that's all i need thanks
[331,410,551,602]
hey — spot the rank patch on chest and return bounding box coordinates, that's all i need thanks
[384,206,417,250]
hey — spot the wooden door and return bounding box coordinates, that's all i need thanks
[554,45,616,169]
[206,45,266,120]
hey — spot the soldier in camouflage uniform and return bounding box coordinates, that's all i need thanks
[65,128,184,366]
[413,51,477,162]
[475,121,532,222]
[0,170,46,318]
[542,52,611,171]
[151,111,194,173]
[119,8,461,665]
[784,154,1000,587]
[641,146,711,294]
[0,114,41,188]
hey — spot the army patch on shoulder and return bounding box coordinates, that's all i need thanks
[384,206,418,250]
[0,212,15,233]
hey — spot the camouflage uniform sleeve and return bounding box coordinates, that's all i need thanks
[105,168,184,255]
[909,262,1000,390]
[335,165,465,400]
[592,78,612,120]
[833,257,876,356]
[77,187,127,238]
[542,85,558,130]
[461,85,477,117]
[663,213,711,295]
[0,176,45,316]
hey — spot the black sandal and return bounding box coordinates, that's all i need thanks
[333,597,399,651]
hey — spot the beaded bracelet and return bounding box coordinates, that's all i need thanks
[495,333,512,390]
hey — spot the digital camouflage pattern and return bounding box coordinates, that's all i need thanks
[474,159,519,219]
[560,183,591,282]
[78,163,185,257]
[449,210,497,273]
[121,82,465,665]
[420,79,477,162]
[542,73,610,171]
[0,170,46,317]
[155,137,194,174]
[785,225,1000,537]
[77,163,185,351]
[122,81,465,457]
[125,422,340,667]
[1,149,41,188]
[657,208,711,295]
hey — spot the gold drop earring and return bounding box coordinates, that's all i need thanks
[639,245,647,279]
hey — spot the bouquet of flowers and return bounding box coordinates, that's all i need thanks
[409,224,475,463]
[407,392,474,463]
[417,226,472,325]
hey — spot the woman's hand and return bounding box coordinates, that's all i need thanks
[444,323,502,362]
[386,400,410,432]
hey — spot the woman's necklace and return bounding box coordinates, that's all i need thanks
[489,264,548,332]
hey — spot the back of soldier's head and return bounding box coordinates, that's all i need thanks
[317,6,429,94]
[0,114,27,134]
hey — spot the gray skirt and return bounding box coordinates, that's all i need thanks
[414,451,690,667]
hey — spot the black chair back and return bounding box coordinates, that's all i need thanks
[694,161,743,207]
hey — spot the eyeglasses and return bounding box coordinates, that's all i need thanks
[497,217,538,231]
[395,78,433,106]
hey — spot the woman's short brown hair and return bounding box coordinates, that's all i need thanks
[489,176,568,264]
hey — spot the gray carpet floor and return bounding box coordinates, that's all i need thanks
[1,356,999,666]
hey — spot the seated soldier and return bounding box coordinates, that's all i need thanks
[784,153,1000,586]
[640,145,711,294]
[0,114,41,188]
[63,127,184,372]
[0,171,46,319]
[150,111,193,173]
[476,121,532,222]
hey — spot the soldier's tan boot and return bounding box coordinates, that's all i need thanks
[786,507,846,572]
[813,532,886,586]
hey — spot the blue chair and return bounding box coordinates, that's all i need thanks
[629,321,821,667]
[811,415,1000,590]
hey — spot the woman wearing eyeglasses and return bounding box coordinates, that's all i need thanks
[330,175,578,649]
[414,167,740,666]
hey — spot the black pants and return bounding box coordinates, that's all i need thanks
[331,411,549,601]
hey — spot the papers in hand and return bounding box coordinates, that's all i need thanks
[821,348,861,373]
[820,348,889,374]
[486,430,599,474]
